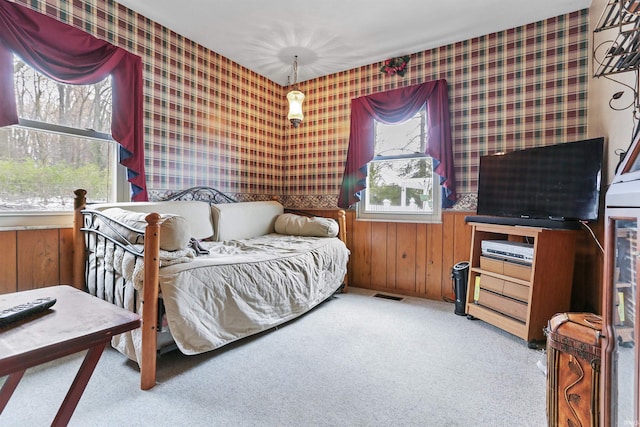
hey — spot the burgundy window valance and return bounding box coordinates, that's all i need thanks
[0,0,148,201]
[338,79,456,209]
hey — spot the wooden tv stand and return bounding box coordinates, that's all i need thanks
[465,222,577,346]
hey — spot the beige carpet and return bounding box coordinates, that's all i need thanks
[0,287,548,426]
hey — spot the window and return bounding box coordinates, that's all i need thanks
[0,56,125,227]
[357,106,441,222]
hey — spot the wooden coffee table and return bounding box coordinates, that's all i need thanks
[0,285,140,426]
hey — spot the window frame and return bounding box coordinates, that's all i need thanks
[356,108,442,223]
[0,118,128,229]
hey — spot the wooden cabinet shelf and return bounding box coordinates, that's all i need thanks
[616,282,634,288]
[465,222,577,346]
[470,267,531,287]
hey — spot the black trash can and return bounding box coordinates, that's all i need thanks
[451,261,470,316]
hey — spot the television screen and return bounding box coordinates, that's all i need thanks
[476,137,604,223]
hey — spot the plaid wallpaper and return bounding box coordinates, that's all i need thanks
[284,10,589,208]
[14,1,589,208]
[15,0,285,201]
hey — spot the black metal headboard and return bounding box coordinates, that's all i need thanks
[162,186,237,204]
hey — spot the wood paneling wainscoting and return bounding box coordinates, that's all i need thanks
[0,212,474,301]
[344,209,603,312]
[345,210,474,301]
[0,215,602,313]
[0,228,74,294]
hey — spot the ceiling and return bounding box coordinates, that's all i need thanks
[116,0,593,86]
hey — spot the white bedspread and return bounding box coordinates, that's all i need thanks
[110,234,349,363]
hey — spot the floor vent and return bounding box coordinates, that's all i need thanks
[373,293,404,301]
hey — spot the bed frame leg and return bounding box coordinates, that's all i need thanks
[140,213,161,390]
[73,189,87,290]
[337,209,349,293]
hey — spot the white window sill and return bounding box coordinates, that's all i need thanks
[0,211,74,230]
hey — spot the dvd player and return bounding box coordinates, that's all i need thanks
[481,240,533,264]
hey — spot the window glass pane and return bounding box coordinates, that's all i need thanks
[2,55,116,214]
[13,56,112,133]
[366,157,434,212]
[374,108,425,157]
[0,127,113,211]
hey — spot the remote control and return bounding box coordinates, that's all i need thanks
[0,297,56,327]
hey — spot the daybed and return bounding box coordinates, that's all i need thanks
[72,187,349,390]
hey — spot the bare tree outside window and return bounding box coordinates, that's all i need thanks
[0,56,115,211]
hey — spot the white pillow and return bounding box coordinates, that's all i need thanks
[92,201,214,240]
[274,213,339,238]
[100,207,191,251]
[211,201,284,241]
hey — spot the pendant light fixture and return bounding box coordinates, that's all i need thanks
[287,55,304,127]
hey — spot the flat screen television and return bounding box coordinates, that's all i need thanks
[474,137,604,229]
